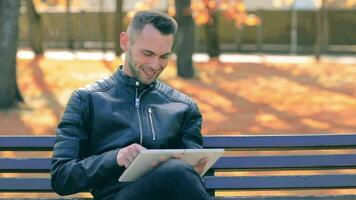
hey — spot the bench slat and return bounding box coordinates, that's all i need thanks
[203,134,356,149]
[0,178,52,192]
[0,158,51,172]
[214,154,356,170]
[0,136,54,151]
[2,154,356,172]
[204,175,356,190]
[2,134,356,150]
[3,175,356,192]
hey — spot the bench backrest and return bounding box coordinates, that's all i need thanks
[1,134,356,199]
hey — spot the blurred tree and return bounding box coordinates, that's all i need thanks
[220,0,252,51]
[66,0,74,49]
[328,0,356,8]
[125,0,159,21]
[345,0,356,7]
[0,0,23,109]
[99,0,107,52]
[315,0,327,61]
[115,0,124,56]
[26,0,44,55]
[191,0,258,56]
[191,0,220,58]
[175,0,195,78]
[314,0,356,61]
[203,1,220,58]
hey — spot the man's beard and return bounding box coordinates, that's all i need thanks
[127,49,142,82]
[126,49,158,85]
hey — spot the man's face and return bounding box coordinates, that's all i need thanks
[121,24,174,85]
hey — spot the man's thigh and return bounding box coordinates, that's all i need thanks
[114,159,205,200]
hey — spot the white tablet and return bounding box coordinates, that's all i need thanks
[118,149,225,182]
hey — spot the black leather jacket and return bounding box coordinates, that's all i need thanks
[51,67,203,200]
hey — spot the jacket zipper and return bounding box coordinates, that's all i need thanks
[148,107,156,141]
[135,82,151,145]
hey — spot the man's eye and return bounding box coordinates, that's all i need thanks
[143,52,153,56]
[161,55,170,59]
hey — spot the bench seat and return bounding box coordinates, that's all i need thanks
[1,134,356,199]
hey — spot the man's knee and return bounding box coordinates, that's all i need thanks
[155,158,196,179]
[153,159,210,199]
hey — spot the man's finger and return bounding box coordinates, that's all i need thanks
[199,157,208,164]
[194,157,209,174]
[132,143,146,152]
[123,158,131,168]
[117,144,144,167]
[172,153,182,159]
[159,156,168,162]
[127,148,138,159]
[152,161,158,167]
[126,154,135,165]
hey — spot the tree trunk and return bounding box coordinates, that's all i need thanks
[321,2,329,53]
[315,0,326,61]
[175,0,195,78]
[115,0,123,56]
[66,0,74,49]
[256,10,263,52]
[290,7,298,54]
[0,0,23,109]
[26,0,43,55]
[204,11,220,58]
[99,0,107,52]
[235,26,244,52]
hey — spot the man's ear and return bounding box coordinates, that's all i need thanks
[120,32,129,51]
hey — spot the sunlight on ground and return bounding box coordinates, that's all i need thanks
[163,60,356,134]
[0,54,355,135]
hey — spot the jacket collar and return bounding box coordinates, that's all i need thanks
[113,65,157,91]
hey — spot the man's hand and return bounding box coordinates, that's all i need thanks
[193,157,208,175]
[116,143,146,168]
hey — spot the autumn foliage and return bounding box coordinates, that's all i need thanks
[125,0,260,28]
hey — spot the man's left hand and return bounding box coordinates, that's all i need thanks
[193,157,208,174]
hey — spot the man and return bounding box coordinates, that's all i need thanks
[51,10,211,200]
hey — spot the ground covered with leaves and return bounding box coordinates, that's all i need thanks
[1,55,355,135]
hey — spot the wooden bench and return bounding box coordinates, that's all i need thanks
[1,134,356,199]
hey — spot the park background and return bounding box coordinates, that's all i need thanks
[0,0,355,198]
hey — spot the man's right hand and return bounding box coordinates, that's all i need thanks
[116,143,146,168]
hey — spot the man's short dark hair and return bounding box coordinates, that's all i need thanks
[127,10,178,41]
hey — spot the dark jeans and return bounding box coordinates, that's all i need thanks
[114,159,212,200]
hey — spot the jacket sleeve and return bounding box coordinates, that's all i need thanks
[50,90,124,195]
[179,100,203,149]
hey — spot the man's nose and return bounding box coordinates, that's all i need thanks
[149,56,162,70]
